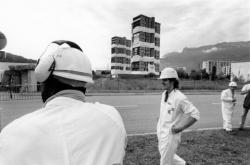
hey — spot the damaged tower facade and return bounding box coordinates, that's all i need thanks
[131,15,160,75]
[111,36,131,76]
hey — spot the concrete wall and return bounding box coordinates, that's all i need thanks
[20,70,37,92]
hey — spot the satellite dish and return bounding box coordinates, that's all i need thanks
[0,31,7,50]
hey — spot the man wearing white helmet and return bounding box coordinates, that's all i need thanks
[221,81,237,133]
[157,67,200,165]
[0,40,127,165]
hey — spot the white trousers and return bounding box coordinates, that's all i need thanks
[159,133,185,165]
[221,103,234,131]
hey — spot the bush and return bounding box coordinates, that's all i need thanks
[177,68,189,79]
[189,70,201,80]
[201,69,209,80]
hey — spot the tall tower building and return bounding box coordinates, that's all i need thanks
[111,36,131,77]
[131,14,160,75]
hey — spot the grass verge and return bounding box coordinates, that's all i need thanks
[124,128,250,165]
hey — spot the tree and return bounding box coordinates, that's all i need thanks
[190,70,201,80]
[210,66,217,81]
[176,68,188,79]
[201,69,209,80]
[92,70,101,79]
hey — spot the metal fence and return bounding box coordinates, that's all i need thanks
[0,84,41,101]
[0,79,243,101]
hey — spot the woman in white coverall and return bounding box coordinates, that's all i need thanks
[0,40,127,165]
[221,82,237,132]
[157,67,200,165]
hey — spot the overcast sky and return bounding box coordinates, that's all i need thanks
[0,0,249,70]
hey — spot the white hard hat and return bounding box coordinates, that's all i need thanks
[35,41,94,84]
[229,81,237,87]
[158,67,179,79]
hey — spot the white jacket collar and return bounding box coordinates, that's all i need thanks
[44,90,86,107]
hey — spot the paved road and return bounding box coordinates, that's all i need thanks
[0,93,249,134]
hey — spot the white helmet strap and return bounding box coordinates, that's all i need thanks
[52,40,82,52]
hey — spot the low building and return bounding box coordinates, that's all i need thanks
[95,70,111,76]
[1,62,30,83]
[202,60,231,76]
[231,61,250,82]
[0,62,37,92]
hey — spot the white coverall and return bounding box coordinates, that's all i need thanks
[221,89,236,131]
[157,89,200,165]
[0,90,127,165]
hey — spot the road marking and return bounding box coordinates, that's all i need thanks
[128,132,156,137]
[127,126,250,136]
[114,105,137,108]
[212,103,221,105]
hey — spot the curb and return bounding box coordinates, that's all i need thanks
[86,91,222,96]
[127,126,250,137]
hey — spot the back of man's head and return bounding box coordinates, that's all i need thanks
[35,40,94,102]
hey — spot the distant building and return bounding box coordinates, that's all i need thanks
[95,70,111,76]
[0,62,37,92]
[231,61,250,82]
[176,66,187,71]
[111,36,131,77]
[202,60,231,76]
[131,14,160,75]
[0,51,6,59]
[0,62,31,83]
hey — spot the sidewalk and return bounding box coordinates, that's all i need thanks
[0,90,241,100]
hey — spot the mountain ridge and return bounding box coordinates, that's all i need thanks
[160,41,250,72]
[0,51,36,63]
